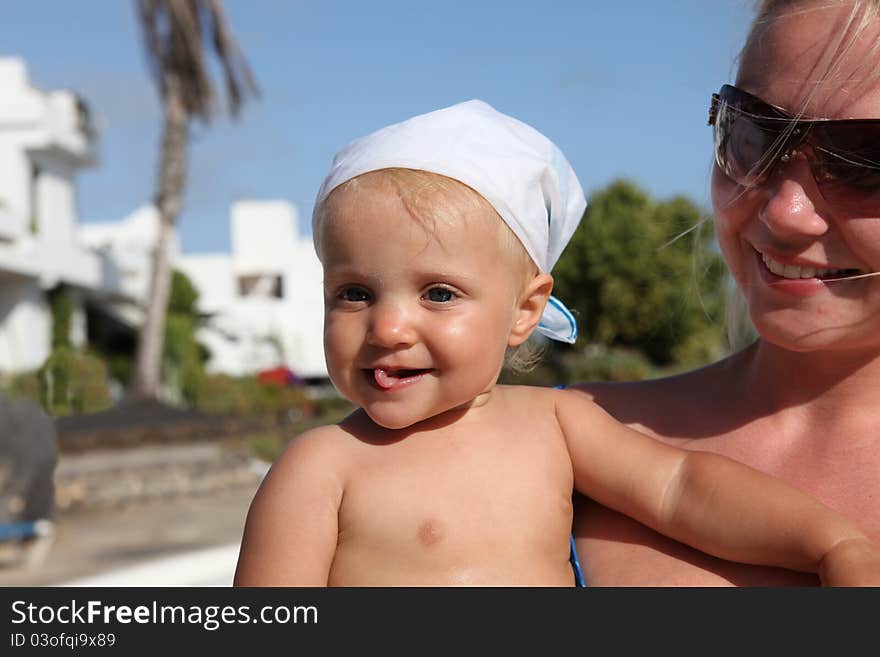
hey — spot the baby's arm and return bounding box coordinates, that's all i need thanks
[554,388,880,585]
[233,426,345,586]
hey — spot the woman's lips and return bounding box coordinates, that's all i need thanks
[751,249,873,297]
[754,250,827,296]
[758,249,862,280]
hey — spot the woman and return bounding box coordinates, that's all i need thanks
[573,0,880,586]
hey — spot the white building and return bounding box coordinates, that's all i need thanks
[0,57,326,383]
[81,200,327,381]
[0,57,144,374]
[177,200,326,379]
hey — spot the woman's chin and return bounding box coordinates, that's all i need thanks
[752,316,870,354]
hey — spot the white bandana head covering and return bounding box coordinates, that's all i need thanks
[313,99,586,343]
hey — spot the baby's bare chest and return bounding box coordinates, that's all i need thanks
[336,426,573,561]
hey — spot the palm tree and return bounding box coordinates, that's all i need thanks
[131,0,258,399]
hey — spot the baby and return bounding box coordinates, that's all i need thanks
[235,100,880,586]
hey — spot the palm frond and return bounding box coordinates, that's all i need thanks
[136,0,258,121]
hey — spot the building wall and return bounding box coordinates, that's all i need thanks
[0,274,50,372]
[31,153,77,288]
[178,200,327,380]
[0,146,33,241]
[232,199,298,276]
[175,254,235,314]
[280,240,326,378]
[0,57,140,376]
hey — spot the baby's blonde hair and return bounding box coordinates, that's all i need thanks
[314,167,546,372]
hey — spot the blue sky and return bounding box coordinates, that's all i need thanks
[5,1,754,254]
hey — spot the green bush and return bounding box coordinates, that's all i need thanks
[48,286,74,350]
[0,371,42,406]
[168,270,199,315]
[163,313,203,404]
[311,395,356,422]
[194,373,312,418]
[241,432,289,463]
[498,343,656,387]
[236,396,358,462]
[162,270,207,404]
[564,345,656,383]
[38,347,113,416]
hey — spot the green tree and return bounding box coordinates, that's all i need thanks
[47,286,74,350]
[552,179,727,368]
[163,270,207,404]
[38,348,113,416]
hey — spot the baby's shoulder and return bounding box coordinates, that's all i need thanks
[270,422,359,478]
[499,383,562,407]
[498,384,607,431]
[506,385,624,438]
[502,385,598,415]
[502,383,600,410]
[288,422,352,449]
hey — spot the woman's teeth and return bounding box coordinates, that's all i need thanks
[761,253,858,279]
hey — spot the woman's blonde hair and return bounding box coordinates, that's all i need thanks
[739,0,880,95]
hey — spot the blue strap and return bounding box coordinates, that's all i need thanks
[556,384,586,587]
[537,295,578,344]
[569,534,586,587]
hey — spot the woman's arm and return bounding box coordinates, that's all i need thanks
[233,426,345,586]
[554,388,880,585]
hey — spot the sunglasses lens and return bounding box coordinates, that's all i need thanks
[714,88,787,187]
[811,124,880,209]
[715,110,778,185]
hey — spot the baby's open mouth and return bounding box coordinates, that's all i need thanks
[366,368,433,390]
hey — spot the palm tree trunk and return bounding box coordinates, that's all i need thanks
[130,76,188,399]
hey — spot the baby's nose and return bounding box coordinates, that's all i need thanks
[366,301,417,348]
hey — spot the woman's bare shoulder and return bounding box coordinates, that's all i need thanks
[567,352,748,439]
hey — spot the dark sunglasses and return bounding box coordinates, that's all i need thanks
[708,84,880,210]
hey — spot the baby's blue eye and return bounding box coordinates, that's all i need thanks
[341,287,369,302]
[426,287,454,303]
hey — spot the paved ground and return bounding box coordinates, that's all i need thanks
[0,398,314,588]
[0,482,260,587]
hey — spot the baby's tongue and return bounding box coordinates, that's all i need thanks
[374,368,399,389]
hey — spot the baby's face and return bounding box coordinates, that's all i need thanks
[318,176,526,429]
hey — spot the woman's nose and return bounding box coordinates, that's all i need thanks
[759,152,830,239]
[366,301,417,349]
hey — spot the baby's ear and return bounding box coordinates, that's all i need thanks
[509,273,554,346]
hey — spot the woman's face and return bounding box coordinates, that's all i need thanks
[712,1,880,352]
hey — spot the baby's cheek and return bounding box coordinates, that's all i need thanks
[323,322,357,378]
[443,317,508,369]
